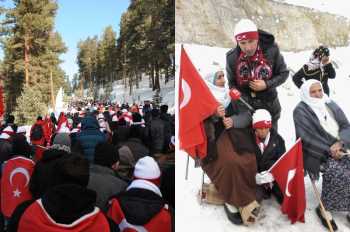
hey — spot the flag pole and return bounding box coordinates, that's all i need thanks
[309,176,334,232]
[185,154,189,180]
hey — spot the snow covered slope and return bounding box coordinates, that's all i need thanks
[175,43,350,231]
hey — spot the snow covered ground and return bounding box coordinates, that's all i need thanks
[175,43,350,231]
[109,77,175,113]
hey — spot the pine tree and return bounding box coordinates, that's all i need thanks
[13,86,48,125]
[1,0,67,113]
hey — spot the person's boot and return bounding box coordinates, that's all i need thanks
[315,205,338,231]
[224,203,243,225]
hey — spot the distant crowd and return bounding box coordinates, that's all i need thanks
[0,100,175,232]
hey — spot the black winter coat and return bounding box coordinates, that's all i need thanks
[292,63,336,96]
[226,30,289,100]
[254,129,286,172]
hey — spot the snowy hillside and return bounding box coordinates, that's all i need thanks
[109,77,175,113]
[175,43,350,232]
[274,0,350,19]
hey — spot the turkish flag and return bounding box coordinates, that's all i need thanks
[1,157,35,217]
[178,46,219,159]
[270,138,306,223]
[56,113,68,132]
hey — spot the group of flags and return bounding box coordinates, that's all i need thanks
[178,46,306,223]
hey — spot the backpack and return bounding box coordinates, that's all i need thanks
[31,124,43,141]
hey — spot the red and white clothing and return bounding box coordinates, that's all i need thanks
[107,179,172,232]
[1,156,34,218]
[17,200,110,232]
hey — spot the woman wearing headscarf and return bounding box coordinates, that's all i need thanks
[201,68,259,226]
[292,46,336,96]
[293,79,350,230]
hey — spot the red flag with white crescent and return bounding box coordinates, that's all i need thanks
[270,138,306,223]
[178,46,219,159]
[1,156,35,217]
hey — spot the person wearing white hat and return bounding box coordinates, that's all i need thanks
[107,156,173,231]
[226,18,289,131]
[0,126,14,140]
[252,109,286,205]
[0,126,14,163]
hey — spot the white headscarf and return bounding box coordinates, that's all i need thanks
[300,79,340,139]
[300,79,329,122]
[204,70,231,108]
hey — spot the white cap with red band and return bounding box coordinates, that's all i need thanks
[234,19,258,42]
[252,109,272,129]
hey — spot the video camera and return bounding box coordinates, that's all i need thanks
[313,46,330,59]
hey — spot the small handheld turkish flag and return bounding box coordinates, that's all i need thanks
[269,138,306,224]
[229,89,241,100]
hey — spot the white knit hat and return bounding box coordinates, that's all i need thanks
[134,156,161,184]
[234,19,258,42]
[252,109,272,129]
[0,126,14,139]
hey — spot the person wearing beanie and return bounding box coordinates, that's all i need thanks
[51,132,72,153]
[88,142,127,212]
[1,115,17,133]
[251,109,285,205]
[107,156,173,232]
[0,126,15,163]
[74,115,107,162]
[8,151,117,232]
[226,18,289,131]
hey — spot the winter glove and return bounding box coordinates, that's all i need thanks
[255,171,274,185]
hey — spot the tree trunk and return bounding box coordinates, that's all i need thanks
[154,60,160,91]
[50,71,55,108]
[151,64,155,90]
[165,66,169,84]
[129,72,133,95]
[24,37,30,86]
[135,70,140,89]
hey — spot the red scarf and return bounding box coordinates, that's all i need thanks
[235,46,272,88]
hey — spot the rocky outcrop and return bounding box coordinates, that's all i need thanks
[176,0,350,51]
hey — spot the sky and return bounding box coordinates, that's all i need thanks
[1,0,130,81]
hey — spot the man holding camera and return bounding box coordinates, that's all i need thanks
[226,19,289,131]
[293,45,336,96]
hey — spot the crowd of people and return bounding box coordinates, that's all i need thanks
[197,18,349,231]
[0,101,175,231]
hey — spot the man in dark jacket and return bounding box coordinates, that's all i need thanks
[149,109,165,155]
[74,116,107,162]
[226,19,289,131]
[88,142,127,212]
